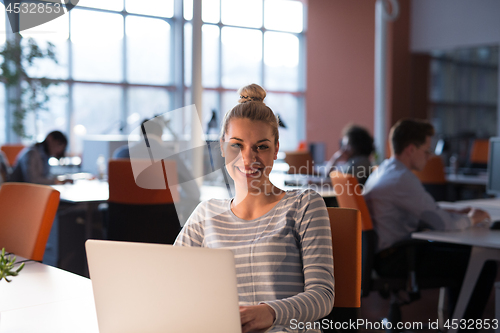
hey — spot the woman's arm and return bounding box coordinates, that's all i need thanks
[22,149,57,185]
[173,203,205,247]
[262,190,335,327]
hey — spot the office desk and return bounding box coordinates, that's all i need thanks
[53,179,109,203]
[412,198,500,333]
[0,259,315,333]
[0,259,99,332]
[53,180,109,240]
[270,172,336,198]
[445,173,488,186]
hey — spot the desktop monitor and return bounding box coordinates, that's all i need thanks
[487,137,500,196]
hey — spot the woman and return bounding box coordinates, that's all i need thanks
[175,84,334,333]
[325,124,374,185]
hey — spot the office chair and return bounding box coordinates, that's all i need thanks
[329,207,362,307]
[284,151,315,175]
[330,171,454,332]
[469,138,489,168]
[413,155,447,201]
[0,144,25,166]
[321,207,362,332]
[107,159,181,244]
[0,183,60,261]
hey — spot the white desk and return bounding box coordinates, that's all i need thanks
[412,198,500,333]
[445,173,488,186]
[53,179,109,203]
[0,259,310,333]
[0,259,99,332]
[53,180,109,239]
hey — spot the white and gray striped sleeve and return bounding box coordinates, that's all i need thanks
[174,202,206,247]
[264,190,335,325]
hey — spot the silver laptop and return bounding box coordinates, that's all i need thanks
[85,240,241,333]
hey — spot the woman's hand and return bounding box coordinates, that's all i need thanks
[240,304,276,333]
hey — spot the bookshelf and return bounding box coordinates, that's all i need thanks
[428,46,498,166]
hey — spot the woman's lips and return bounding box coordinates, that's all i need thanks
[235,166,262,177]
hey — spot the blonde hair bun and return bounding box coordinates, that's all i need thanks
[237,83,266,103]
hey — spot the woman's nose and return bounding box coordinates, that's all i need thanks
[241,148,257,165]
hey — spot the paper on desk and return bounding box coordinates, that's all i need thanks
[438,201,500,221]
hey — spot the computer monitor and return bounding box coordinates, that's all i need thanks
[487,137,500,196]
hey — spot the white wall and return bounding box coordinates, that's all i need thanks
[410,0,500,52]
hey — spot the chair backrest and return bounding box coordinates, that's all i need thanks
[108,159,179,204]
[330,171,376,298]
[284,151,314,175]
[413,155,446,184]
[1,144,25,166]
[330,171,373,230]
[385,140,392,159]
[327,207,362,308]
[470,139,489,164]
[0,183,60,261]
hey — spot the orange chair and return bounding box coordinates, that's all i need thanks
[107,159,181,244]
[321,207,362,325]
[414,155,446,184]
[284,151,315,175]
[0,183,60,261]
[413,155,447,201]
[386,139,392,159]
[1,144,25,166]
[469,139,489,165]
[329,171,373,231]
[327,207,362,308]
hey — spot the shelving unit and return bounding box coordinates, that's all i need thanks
[428,46,499,166]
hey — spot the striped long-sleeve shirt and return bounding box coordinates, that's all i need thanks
[174,189,335,328]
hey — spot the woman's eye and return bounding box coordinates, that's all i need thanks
[257,145,269,150]
[230,143,242,149]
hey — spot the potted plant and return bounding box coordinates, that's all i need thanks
[0,248,24,282]
[0,33,59,138]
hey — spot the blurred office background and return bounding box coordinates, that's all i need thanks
[1,0,499,170]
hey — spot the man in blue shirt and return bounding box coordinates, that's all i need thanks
[364,118,495,322]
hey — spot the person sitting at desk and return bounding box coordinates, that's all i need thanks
[8,131,70,267]
[174,84,334,333]
[8,131,70,185]
[325,124,374,185]
[364,118,496,322]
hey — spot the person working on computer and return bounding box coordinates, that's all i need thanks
[364,118,496,322]
[9,131,70,185]
[325,124,374,185]
[174,84,334,333]
[8,130,70,267]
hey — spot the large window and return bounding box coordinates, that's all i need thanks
[3,0,306,153]
[12,0,177,152]
[184,0,306,151]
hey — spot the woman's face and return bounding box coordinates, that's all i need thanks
[221,118,278,192]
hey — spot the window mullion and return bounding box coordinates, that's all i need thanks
[122,11,128,133]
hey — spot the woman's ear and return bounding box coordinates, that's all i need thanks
[220,139,225,157]
[274,141,279,160]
